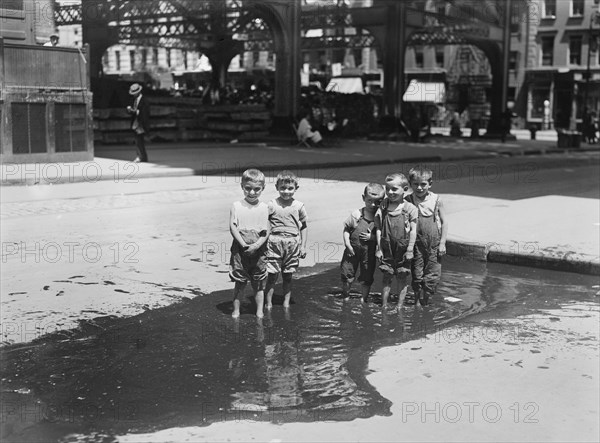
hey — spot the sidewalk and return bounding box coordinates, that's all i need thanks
[3,135,596,187]
[1,136,599,276]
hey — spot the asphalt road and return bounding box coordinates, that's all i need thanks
[315,152,600,200]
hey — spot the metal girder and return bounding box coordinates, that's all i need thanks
[55,0,378,50]
[55,0,505,50]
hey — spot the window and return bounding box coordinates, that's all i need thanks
[509,51,518,70]
[141,49,147,67]
[129,50,136,71]
[115,50,121,71]
[415,47,424,68]
[569,35,582,64]
[541,36,554,66]
[435,46,444,68]
[1,0,23,10]
[153,48,159,64]
[571,0,584,16]
[543,0,556,17]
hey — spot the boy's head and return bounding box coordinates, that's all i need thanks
[408,165,433,197]
[362,183,385,210]
[241,168,265,204]
[275,170,299,201]
[384,173,409,202]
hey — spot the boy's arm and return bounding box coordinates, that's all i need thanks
[374,211,383,260]
[229,206,248,249]
[343,230,354,256]
[298,204,308,259]
[299,222,308,258]
[404,220,417,260]
[404,205,418,260]
[438,199,448,255]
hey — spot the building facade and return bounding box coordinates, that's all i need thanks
[524,0,600,128]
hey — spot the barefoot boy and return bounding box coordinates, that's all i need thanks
[340,183,385,302]
[265,171,308,309]
[375,173,418,308]
[406,165,448,306]
[229,169,270,318]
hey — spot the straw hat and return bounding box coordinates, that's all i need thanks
[129,83,143,95]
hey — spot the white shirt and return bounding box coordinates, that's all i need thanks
[231,200,269,233]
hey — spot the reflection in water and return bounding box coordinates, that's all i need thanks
[0,260,596,441]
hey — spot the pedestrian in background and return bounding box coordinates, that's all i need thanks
[126,83,150,162]
[297,109,323,147]
[43,33,59,47]
[405,165,448,306]
[500,107,513,143]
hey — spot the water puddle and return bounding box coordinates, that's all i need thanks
[1,260,597,442]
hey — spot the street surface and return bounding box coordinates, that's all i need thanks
[1,145,598,442]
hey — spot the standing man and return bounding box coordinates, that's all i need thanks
[43,33,59,47]
[126,83,150,163]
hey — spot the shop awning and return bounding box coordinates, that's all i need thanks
[403,79,445,103]
[325,77,364,94]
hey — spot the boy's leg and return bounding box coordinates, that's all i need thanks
[265,273,278,310]
[282,272,293,308]
[232,281,246,318]
[340,251,358,299]
[359,244,376,303]
[396,271,410,306]
[251,278,265,318]
[342,280,352,299]
[422,247,442,305]
[360,283,372,303]
[411,244,425,303]
[381,273,393,308]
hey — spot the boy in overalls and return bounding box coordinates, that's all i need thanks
[406,166,448,306]
[375,173,418,309]
[340,183,385,302]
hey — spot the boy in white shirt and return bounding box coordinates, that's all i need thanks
[229,169,271,318]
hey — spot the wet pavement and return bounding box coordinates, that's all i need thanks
[1,259,597,442]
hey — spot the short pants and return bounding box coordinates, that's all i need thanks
[266,234,301,274]
[229,230,268,284]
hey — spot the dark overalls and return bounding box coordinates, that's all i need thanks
[340,209,377,286]
[378,203,411,276]
[407,194,441,303]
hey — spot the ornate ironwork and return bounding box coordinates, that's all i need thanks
[55,0,512,50]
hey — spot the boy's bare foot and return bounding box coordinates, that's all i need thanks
[283,302,290,308]
[232,311,240,319]
[265,304,273,310]
[256,311,264,318]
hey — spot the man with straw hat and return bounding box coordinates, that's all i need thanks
[126,83,150,162]
[43,32,59,47]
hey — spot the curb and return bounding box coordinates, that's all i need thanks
[446,240,600,276]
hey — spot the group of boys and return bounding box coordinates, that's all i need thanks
[341,167,447,308]
[228,166,447,318]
